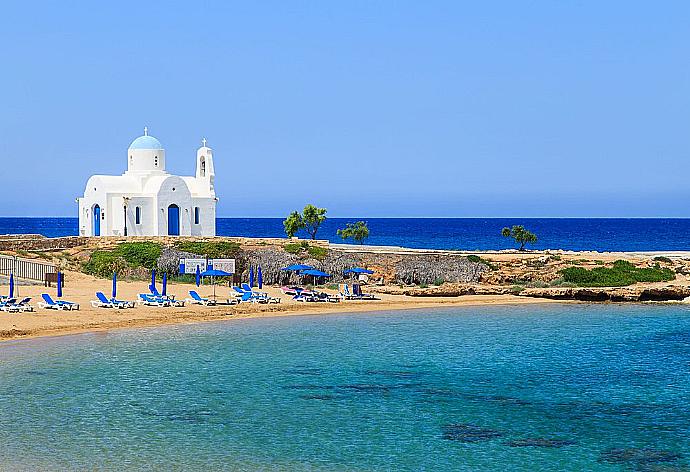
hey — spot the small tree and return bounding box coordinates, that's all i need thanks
[501,225,537,251]
[337,221,370,244]
[302,204,327,239]
[283,211,304,238]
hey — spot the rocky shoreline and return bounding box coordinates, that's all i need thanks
[388,283,690,302]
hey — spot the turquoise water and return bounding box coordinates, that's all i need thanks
[0,304,688,471]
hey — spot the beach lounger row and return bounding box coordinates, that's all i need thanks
[0,297,34,313]
[232,285,281,304]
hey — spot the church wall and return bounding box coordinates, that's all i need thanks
[190,197,216,237]
[124,197,156,236]
[155,176,194,236]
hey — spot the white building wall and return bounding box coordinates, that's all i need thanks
[78,135,217,237]
[155,176,193,236]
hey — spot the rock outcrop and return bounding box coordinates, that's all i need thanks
[519,285,690,302]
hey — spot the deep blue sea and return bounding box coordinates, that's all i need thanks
[0,304,688,471]
[2,217,690,251]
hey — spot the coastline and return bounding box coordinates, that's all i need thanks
[0,291,562,344]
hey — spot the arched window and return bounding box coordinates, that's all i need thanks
[200,157,206,177]
[135,206,141,224]
[194,207,200,225]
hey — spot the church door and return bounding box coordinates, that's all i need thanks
[93,205,101,236]
[167,204,180,236]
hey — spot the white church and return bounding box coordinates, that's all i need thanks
[78,128,217,237]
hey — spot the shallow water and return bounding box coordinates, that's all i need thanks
[0,304,688,471]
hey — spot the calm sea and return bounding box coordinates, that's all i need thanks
[2,217,690,251]
[0,304,688,471]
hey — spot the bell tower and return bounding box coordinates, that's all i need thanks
[196,137,215,192]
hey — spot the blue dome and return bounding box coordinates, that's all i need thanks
[128,135,163,150]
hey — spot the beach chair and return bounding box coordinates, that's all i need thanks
[185,290,217,306]
[0,298,20,313]
[92,292,129,309]
[352,284,377,300]
[339,284,356,300]
[111,296,135,308]
[38,293,79,311]
[150,287,185,307]
[138,293,171,307]
[15,297,34,312]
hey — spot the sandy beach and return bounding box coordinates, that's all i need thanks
[0,270,560,342]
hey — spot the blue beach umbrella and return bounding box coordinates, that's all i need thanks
[200,269,232,299]
[57,271,63,298]
[162,273,168,296]
[249,266,255,288]
[9,273,14,298]
[344,267,374,275]
[303,269,331,286]
[280,264,313,273]
[112,272,117,298]
[195,265,201,287]
[258,266,263,289]
[150,270,156,293]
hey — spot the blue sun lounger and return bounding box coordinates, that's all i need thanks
[138,293,170,307]
[38,293,79,310]
[185,290,217,306]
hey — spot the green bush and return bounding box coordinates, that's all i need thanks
[174,241,240,258]
[560,260,675,287]
[466,254,496,270]
[83,242,162,278]
[113,242,162,269]
[510,284,526,294]
[653,256,673,264]
[307,246,328,260]
[284,241,309,254]
[82,251,129,278]
[433,278,445,286]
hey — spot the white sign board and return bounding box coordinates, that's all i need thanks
[180,258,207,274]
[211,259,236,274]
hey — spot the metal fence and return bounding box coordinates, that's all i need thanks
[0,254,57,282]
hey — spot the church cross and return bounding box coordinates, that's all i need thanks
[144,126,148,136]
[202,137,207,147]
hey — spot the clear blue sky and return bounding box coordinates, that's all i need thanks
[1,1,689,217]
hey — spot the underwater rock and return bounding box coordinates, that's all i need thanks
[282,384,335,390]
[365,370,423,379]
[505,438,577,448]
[599,448,683,465]
[338,384,391,394]
[441,423,504,443]
[299,394,336,400]
[463,393,531,406]
[284,367,324,376]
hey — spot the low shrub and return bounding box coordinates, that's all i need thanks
[433,278,445,286]
[284,243,303,254]
[653,256,673,264]
[560,260,675,287]
[307,246,328,260]
[114,242,162,269]
[510,284,526,294]
[82,251,129,278]
[467,254,496,270]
